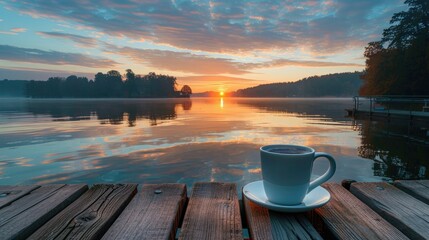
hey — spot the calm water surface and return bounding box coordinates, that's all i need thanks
[1,98,428,191]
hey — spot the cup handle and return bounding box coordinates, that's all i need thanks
[308,152,336,193]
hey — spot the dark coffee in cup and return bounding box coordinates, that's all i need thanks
[267,146,311,155]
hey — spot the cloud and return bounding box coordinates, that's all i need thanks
[0,31,15,35]
[105,44,250,74]
[0,67,94,80]
[0,45,117,67]
[11,28,27,33]
[106,44,363,75]
[0,28,27,35]
[37,31,98,47]
[3,0,406,54]
[246,59,363,68]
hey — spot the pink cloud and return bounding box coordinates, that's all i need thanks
[3,0,406,55]
[106,44,363,75]
[11,28,27,33]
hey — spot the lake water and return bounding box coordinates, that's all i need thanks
[1,98,428,191]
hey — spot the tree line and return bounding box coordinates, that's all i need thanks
[360,0,429,95]
[25,69,192,98]
[233,72,362,97]
[0,80,27,97]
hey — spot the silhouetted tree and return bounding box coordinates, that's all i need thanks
[63,75,89,97]
[360,0,429,95]
[107,70,123,97]
[25,70,188,98]
[46,77,64,98]
[180,85,192,97]
[144,72,177,97]
[94,72,107,97]
[93,71,122,97]
[124,69,137,97]
[0,80,27,97]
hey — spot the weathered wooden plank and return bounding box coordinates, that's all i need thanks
[0,185,40,209]
[311,183,408,240]
[394,180,429,205]
[0,184,87,240]
[28,184,137,240]
[102,184,187,240]
[179,182,242,240]
[243,194,322,240]
[351,182,429,240]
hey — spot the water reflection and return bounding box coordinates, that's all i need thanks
[237,98,429,180]
[235,98,352,123]
[30,142,262,186]
[354,119,428,180]
[24,99,192,126]
[0,98,428,190]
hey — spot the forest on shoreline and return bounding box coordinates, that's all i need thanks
[231,72,362,97]
[2,71,362,98]
[0,70,192,98]
[360,0,429,95]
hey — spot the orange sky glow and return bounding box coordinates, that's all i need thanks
[0,1,406,92]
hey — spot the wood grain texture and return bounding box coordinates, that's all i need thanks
[243,194,322,240]
[394,180,429,205]
[313,183,408,240]
[179,182,242,240]
[0,185,40,209]
[102,184,187,240]
[351,182,429,240]
[28,184,137,240]
[0,184,87,240]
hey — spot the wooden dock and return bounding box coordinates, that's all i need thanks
[348,108,429,122]
[1,180,428,239]
[348,96,429,123]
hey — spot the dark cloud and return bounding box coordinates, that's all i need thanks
[106,44,363,74]
[3,0,406,54]
[0,67,94,80]
[37,32,98,47]
[0,45,117,67]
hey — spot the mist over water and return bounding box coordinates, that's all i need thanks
[0,98,428,192]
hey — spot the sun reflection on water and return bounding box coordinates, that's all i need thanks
[1,98,426,190]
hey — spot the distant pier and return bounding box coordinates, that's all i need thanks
[347,96,429,123]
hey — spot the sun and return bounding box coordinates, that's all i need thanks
[220,91,224,96]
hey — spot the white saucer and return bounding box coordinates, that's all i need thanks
[243,180,330,212]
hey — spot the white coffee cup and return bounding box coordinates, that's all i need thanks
[260,144,336,205]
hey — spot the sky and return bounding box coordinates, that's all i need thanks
[0,0,406,93]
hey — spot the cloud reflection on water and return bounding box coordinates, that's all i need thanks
[1,98,427,189]
[30,142,261,186]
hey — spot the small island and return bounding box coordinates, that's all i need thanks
[1,69,192,98]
